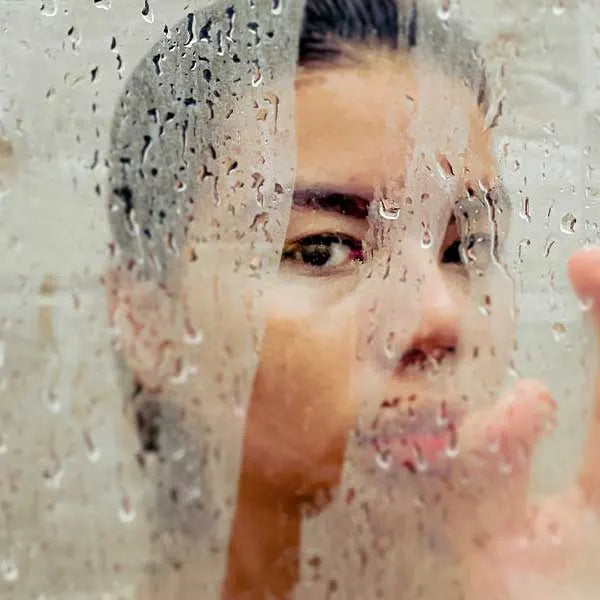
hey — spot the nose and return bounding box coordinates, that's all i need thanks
[409,262,460,356]
[382,258,462,373]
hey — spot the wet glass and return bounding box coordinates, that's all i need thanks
[1,0,600,599]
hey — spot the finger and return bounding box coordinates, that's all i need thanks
[487,379,555,465]
[447,380,555,542]
[458,379,555,477]
[569,247,600,510]
[567,247,600,318]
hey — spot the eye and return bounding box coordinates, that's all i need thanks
[441,239,462,264]
[441,234,492,265]
[281,233,364,271]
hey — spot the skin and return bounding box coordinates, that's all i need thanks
[223,50,515,598]
[108,47,600,599]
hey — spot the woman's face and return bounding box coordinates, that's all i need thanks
[211,51,513,497]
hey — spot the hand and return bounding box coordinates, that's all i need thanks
[422,247,600,599]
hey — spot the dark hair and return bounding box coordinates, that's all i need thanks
[299,0,408,63]
[298,0,486,104]
[108,0,487,281]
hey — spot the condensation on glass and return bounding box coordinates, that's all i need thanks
[0,0,599,599]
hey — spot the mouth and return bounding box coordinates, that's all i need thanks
[356,412,460,476]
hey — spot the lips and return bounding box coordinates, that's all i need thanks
[357,415,459,475]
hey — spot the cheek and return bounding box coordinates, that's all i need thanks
[243,292,359,493]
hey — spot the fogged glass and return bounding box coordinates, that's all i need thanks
[1,0,600,599]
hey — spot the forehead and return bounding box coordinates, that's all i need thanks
[294,51,495,193]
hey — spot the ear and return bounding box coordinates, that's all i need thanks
[104,265,180,392]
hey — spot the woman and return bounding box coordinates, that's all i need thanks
[106,0,600,598]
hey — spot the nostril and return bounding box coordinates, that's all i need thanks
[399,349,428,369]
[398,346,455,372]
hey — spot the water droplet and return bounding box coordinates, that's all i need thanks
[544,237,556,258]
[83,430,101,463]
[548,521,563,545]
[437,0,450,20]
[444,421,459,458]
[499,458,513,475]
[251,60,263,87]
[44,390,61,413]
[487,437,500,454]
[412,445,429,473]
[93,0,111,9]
[186,486,202,503]
[445,443,459,459]
[141,0,153,23]
[421,224,433,248]
[43,465,64,489]
[40,0,57,16]
[517,238,531,262]
[249,255,262,271]
[378,200,400,220]
[552,322,567,341]
[1,558,18,582]
[520,196,531,222]
[479,294,492,315]
[552,1,566,15]
[183,326,204,345]
[233,402,246,418]
[375,450,392,470]
[118,496,136,523]
[437,154,455,178]
[560,212,576,234]
[171,446,186,462]
[170,362,198,385]
[383,331,396,361]
[578,296,594,312]
[436,402,449,428]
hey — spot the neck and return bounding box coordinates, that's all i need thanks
[222,471,302,600]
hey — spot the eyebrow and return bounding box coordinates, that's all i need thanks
[292,186,371,219]
[292,182,512,221]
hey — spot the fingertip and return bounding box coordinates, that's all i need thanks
[568,247,600,306]
[512,379,555,409]
[503,380,556,439]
